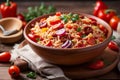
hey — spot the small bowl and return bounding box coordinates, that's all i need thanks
[24,12,113,65]
[0,17,23,43]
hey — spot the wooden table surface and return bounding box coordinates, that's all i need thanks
[0,1,120,80]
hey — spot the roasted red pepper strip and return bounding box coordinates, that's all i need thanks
[0,0,17,18]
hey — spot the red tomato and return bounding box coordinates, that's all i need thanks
[108,41,119,52]
[93,0,108,16]
[97,9,107,22]
[0,52,11,62]
[97,9,116,23]
[8,65,20,78]
[28,33,40,42]
[109,16,120,30]
[88,60,104,70]
[17,13,25,21]
[105,9,116,23]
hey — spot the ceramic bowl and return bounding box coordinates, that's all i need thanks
[24,12,113,65]
[0,17,23,43]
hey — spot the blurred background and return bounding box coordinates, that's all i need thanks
[0,0,120,15]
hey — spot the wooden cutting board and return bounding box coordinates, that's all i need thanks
[0,40,119,80]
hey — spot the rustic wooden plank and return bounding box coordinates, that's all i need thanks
[0,67,12,80]
[0,63,11,67]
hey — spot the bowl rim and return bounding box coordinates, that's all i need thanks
[24,12,113,51]
[0,17,22,30]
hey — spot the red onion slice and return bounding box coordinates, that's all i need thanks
[39,21,47,28]
[62,40,72,48]
[56,28,66,36]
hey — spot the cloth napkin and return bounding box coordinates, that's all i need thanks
[10,44,70,80]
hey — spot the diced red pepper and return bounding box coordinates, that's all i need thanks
[98,24,108,36]
[28,33,40,42]
[56,12,61,16]
[87,37,96,45]
[46,41,53,46]
[50,19,61,25]
[67,25,73,29]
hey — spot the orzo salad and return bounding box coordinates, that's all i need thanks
[28,12,108,48]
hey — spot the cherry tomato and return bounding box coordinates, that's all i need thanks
[93,0,108,16]
[109,16,120,30]
[0,52,11,62]
[105,9,116,23]
[108,41,119,52]
[8,65,20,78]
[88,60,104,70]
[97,9,107,22]
[17,13,25,21]
[97,9,116,23]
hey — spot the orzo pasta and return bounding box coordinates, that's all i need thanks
[28,12,108,48]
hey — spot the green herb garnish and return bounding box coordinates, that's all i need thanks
[23,3,56,22]
[60,13,79,23]
[77,27,81,32]
[111,35,116,40]
[26,71,36,79]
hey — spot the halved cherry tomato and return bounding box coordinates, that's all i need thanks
[93,0,108,16]
[0,52,11,62]
[28,33,40,42]
[88,60,104,70]
[108,41,119,52]
[8,65,20,78]
[109,16,120,30]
